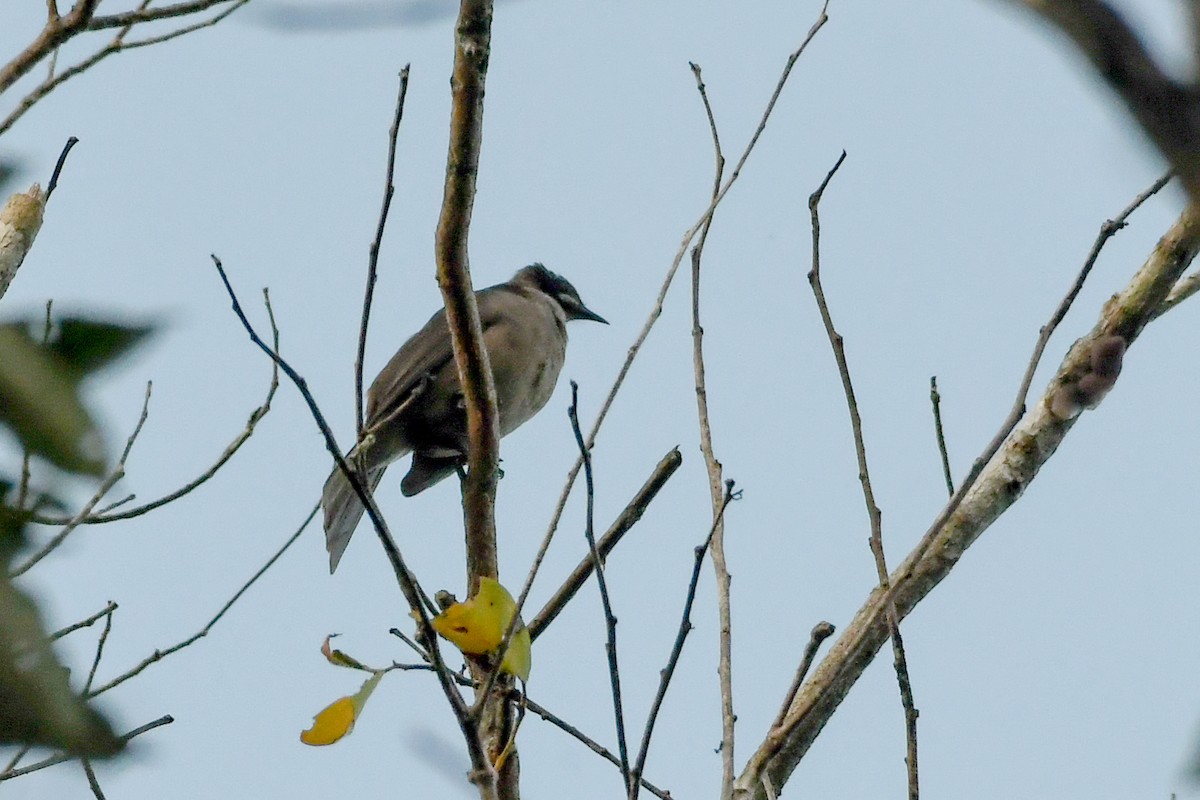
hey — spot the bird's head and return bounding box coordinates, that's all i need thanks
[514,263,608,325]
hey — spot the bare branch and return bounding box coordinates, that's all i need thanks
[929,377,954,497]
[527,448,682,641]
[526,697,674,800]
[50,600,118,641]
[770,622,835,733]
[806,150,919,799]
[11,381,153,577]
[0,0,248,137]
[567,381,630,794]
[357,66,411,440]
[87,0,242,29]
[686,59,738,800]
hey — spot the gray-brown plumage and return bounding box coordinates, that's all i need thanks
[321,264,606,572]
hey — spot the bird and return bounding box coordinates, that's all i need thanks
[321,263,607,573]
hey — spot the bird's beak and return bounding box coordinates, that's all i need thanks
[575,305,608,325]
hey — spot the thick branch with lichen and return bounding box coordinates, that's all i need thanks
[734,206,1200,799]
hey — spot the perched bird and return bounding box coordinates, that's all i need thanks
[322,264,607,573]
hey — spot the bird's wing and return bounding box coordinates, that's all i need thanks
[364,285,517,425]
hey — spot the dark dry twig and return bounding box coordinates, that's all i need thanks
[929,377,954,497]
[569,381,631,794]
[806,150,919,799]
[45,136,79,200]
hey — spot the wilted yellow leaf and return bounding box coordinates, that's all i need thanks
[300,671,382,747]
[430,577,531,681]
[319,635,371,671]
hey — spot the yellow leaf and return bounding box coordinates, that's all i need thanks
[500,625,532,683]
[430,577,531,681]
[300,671,383,747]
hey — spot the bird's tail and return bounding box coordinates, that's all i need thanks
[322,462,386,574]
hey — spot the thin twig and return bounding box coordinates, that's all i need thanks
[630,482,737,800]
[687,60,738,800]
[50,601,118,641]
[122,0,249,49]
[534,0,833,644]
[357,66,411,440]
[11,381,153,577]
[33,290,280,526]
[86,503,317,698]
[0,715,173,781]
[929,377,954,497]
[807,150,919,799]
[82,604,115,694]
[770,622,836,731]
[526,697,674,800]
[2,744,32,776]
[0,1,248,137]
[568,381,631,794]
[893,169,1173,591]
[527,448,682,641]
[81,757,106,800]
[87,0,240,28]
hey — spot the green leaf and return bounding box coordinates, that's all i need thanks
[0,325,103,476]
[48,318,155,378]
[0,572,123,756]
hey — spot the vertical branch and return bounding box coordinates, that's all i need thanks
[568,382,631,795]
[929,377,954,497]
[356,67,411,440]
[687,61,737,800]
[434,0,499,589]
[806,151,919,799]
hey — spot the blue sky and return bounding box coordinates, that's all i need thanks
[2,1,1199,798]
